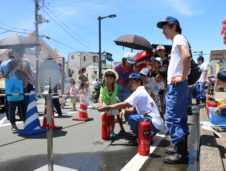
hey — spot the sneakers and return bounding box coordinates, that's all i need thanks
[110,132,117,139]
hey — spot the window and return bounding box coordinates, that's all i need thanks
[94,71,97,74]
[71,55,74,59]
[84,56,86,61]
[93,56,98,63]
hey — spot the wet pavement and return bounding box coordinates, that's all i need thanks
[0,99,137,171]
[144,106,199,171]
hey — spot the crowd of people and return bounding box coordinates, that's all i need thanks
[1,15,226,166]
[96,16,217,165]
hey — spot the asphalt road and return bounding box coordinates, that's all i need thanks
[0,99,137,171]
[0,98,199,171]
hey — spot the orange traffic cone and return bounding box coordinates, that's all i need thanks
[73,101,93,121]
[42,101,62,130]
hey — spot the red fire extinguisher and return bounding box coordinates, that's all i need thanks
[138,114,151,156]
[102,113,111,140]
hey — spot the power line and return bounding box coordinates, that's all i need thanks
[42,7,89,49]
[0,26,30,35]
[42,35,79,51]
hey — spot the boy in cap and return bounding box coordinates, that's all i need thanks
[97,73,164,139]
[215,71,226,114]
[157,16,191,164]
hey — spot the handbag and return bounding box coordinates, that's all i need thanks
[5,72,24,101]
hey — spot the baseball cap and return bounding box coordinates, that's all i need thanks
[139,68,150,76]
[156,45,165,51]
[7,49,13,57]
[217,71,226,82]
[123,52,136,64]
[157,16,180,28]
[128,73,142,81]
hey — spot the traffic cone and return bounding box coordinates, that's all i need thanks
[73,101,93,121]
[17,92,47,136]
[42,100,62,130]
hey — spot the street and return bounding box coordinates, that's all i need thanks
[0,98,199,171]
[0,99,138,171]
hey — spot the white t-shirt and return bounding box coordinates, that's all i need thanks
[167,34,189,84]
[150,77,165,96]
[125,86,164,131]
[197,63,208,82]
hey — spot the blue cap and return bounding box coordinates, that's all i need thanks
[217,71,226,82]
[157,16,180,28]
[128,73,142,81]
[7,49,13,57]
[139,68,150,76]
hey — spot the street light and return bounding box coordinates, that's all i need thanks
[98,14,117,80]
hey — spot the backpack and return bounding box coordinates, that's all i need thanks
[185,37,202,85]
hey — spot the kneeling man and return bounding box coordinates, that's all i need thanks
[97,73,164,136]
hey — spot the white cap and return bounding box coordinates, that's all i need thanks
[123,52,136,64]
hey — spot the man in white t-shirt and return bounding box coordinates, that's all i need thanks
[157,16,191,164]
[97,73,164,137]
[196,56,208,104]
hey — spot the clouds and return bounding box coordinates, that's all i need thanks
[162,0,204,16]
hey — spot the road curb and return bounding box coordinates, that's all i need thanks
[199,106,225,171]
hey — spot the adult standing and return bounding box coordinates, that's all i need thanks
[1,49,32,131]
[196,56,208,104]
[114,52,135,102]
[157,16,191,164]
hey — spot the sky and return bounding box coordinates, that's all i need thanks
[0,0,225,63]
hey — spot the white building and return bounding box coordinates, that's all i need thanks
[67,52,112,83]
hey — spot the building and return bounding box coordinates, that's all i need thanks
[0,32,61,71]
[67,52,112,82]
[209,49,226,74]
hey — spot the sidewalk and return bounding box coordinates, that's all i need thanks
[200,92,226,171]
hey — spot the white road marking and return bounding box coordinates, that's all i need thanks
[0,117,44,128]
[0,116,7,125]
[121,127,168,171]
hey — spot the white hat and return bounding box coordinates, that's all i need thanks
[156,45,165,51]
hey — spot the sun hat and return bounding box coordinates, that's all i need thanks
[157,16,180,28]
[103,69,119,81]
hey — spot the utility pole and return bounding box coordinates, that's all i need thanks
[35,0,49,95]
[35,0,40,95]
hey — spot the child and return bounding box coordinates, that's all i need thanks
[66,79,78,111]
[215,71,226,114]
[139,68,155,97]
[150,67,167,119]
[99,69,125,139]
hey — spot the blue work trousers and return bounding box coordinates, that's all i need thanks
[165,81,190,144]
[125,113,159,135]
[196,82,206,101]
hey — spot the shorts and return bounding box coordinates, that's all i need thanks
[70,98,77,104]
